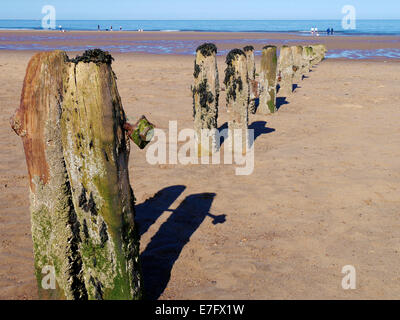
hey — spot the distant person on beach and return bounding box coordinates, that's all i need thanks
[120,26,122,31]
[110,26,113,31]
[98,25,100,31]
[311,27,315,35]
[327,28,331,35]
[331,28,334,35]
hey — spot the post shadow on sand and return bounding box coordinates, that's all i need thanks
[135,185,186,237]
[248,121,275,147]
[217,120,274,149]
[276,97,289,110]
[140,192,226,300]
[292,84,301,92]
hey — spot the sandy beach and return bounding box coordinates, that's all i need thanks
[0,31,400,300]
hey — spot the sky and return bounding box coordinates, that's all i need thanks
[1,0,399,20]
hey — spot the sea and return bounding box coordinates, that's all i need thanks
[1,19,400,35]
[1,20,400,59]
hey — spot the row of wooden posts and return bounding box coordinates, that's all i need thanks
[10,44,325,300]
[192,43,327,155]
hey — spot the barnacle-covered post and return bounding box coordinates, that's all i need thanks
[11,49,143,300]
[243,46,257,114]
[291,45,304,83]
[278,45,294,97]
[192,43,219,156]
[258,45,278,114]
[224,49,249,153]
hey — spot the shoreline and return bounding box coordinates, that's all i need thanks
[1,30,400,59]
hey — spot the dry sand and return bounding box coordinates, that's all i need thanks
[0,38,400,300]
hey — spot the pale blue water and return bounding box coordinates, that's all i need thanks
[1,19,400,35]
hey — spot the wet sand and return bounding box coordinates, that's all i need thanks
[0,36,400,299]
[1,30,400,56]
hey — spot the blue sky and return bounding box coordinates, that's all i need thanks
[1,0,399,20]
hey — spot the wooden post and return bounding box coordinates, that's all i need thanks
[243,46,257,114]
[11,49,143,300]
[302,46,314,73]
[258,45,278,114]
[291,45,304,83]
[192,43,219,156]
[311,44,327,65]
[224,49,249,153]
[278,46,294,97]
[10,51,85,300]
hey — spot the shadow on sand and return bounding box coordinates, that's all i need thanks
[217,120,275,149]
[248,121,275,147]
[136,185,186,237]
[276,97,289,110]
[136,187,226,300]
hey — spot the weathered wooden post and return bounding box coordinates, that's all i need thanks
[61,50,143,301]
[224,49,249,153]
[243,46,257,114]
[278,45,294,97]
[258,45,278,114]
[311,44,327,65]
[10,51,85,300]
[302,46,314,73]
[11,49,143,300]
[192,43,219,156]
[291,45,304,83]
